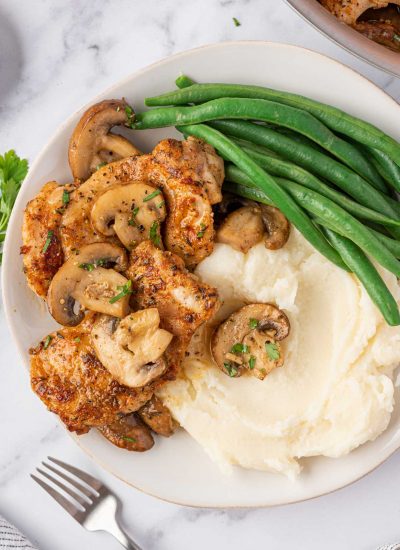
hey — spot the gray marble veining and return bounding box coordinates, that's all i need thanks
[2,1,400,549]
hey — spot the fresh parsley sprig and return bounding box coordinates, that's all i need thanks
[0,150,28,263]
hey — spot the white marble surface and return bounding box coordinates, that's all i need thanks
[2,1,400,549]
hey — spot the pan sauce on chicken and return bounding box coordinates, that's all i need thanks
[22,98,290,453]
[319,1,400,52]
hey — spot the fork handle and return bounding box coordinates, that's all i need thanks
[107,520,142,550]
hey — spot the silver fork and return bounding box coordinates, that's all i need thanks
[31,457,142,550]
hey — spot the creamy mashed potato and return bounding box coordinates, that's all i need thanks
[159,230,400,478]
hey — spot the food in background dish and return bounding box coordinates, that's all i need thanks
[319,0,400,52]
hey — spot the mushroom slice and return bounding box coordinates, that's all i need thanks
[216,205,265,253]
[211,303,290,380]
[98,413,154,452]
[91,182,166,250]
[260,204,291,250]
[91,309,173,388]
[68,99,141,181]
[138,395,178,437]
[47,243,129,326]
[215,194,290,253]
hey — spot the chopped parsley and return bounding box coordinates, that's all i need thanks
[233,17,241,27]
[128,206,140,226]
[109,280,133,304]
[74,337,81,343]
[249,355,256,370]
[143,189,161,202]
[249,318,259,329]
[62,189,70,205]
[122,436,137,443]
[124,105,135,128]
[42,230,54,254]
[231,342,249,354]
[149,220,161,247]
[197,223,207,238]
[43,335,52,350]
[78,258,108,271]
[265,341,280,361]
[96,162,107,171]
[224,362,238,377]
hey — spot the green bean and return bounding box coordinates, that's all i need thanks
[226,138,400,228]
[175,75,196,89]
[366,146,400,193]
[207,120,400,239]
[367,227,400,258]
[146,82,400,167]
[321,227,400,326]
[134,98,382,187]
[224,165,400,278]
[177,124,347,270]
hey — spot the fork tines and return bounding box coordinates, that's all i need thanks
[31,457,102,520]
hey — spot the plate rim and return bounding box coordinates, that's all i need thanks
[3,40,400,508]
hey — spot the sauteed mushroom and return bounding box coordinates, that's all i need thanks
[69,99,141,181]
[91,309,173,388]
[98,413,154,452]
[138,395,177,436]
[47,243,129,326]
[215,194,290,253]
[91,182,166,250]
[211,303,290,380]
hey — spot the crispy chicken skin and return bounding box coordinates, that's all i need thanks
[320,0,400,25]
[21,181,76,298]
[127,240,220,339]
[30,313,162,434]
[61,137,224,267]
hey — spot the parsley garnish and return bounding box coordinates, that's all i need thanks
[149,220,161,247]
[224,362,238,377]
[265,342,280,361]
[231,342,249,354]
[233,17,241,26]
[96,162,107,171]
[62,189,70,205]
[42,230,54,254]
[143,189,161,202]
[249,355,256,370]
[74,337,81,343]
[124,105,135,128]
[78,258,108,271]
[249,318,259,329]
[0,150,28,263]
[128,206,140,226]
[197,223,207,238]
[43,335,52,350]
[122,436,137,443]
[109,280,133,304]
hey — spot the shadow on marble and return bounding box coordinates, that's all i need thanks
[0,9,23,107]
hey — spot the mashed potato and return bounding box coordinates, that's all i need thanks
[159,230,400,478]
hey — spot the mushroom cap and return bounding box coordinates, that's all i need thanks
[216,205,265,253]
[98,413,154,452]
[260,204,291,250]
[211,303,290,380]
[68,99,141,181]
[138,395,177,437]
[47,242,129,326]
[91,182,166,250]
[91,309,173,388]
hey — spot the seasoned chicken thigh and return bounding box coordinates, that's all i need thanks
[30,313,162,434]
[127,240,220,339]
[320,0,400,25]
[21,181,76,298]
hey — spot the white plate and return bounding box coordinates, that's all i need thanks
[3,41,400,508]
